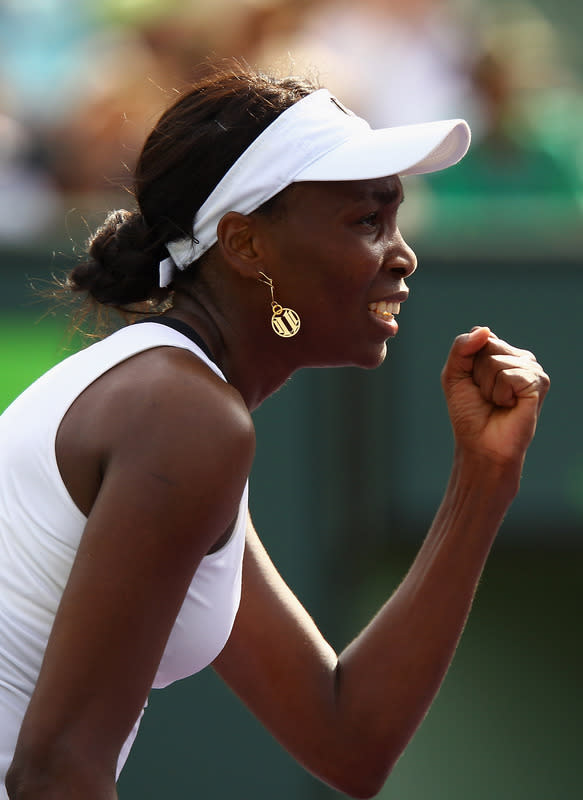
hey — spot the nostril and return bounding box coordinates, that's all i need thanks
[388,257,416,278]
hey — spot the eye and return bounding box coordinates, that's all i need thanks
[358,211,379,228]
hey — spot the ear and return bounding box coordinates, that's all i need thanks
[216,211,264,278]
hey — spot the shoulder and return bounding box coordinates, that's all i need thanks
[90,345,254,549]
[108,345,255,461]
[61,343,255,525]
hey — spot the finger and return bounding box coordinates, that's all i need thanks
[458,326,491,358]
[441,327,491,388]
[492,366,550,409]
[472,353,534,403]
[481,334,537,363]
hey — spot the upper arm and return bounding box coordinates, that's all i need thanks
[13,353,255,783]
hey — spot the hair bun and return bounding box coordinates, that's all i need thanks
[68,209,165,306]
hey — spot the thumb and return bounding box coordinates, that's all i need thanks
[442,326,491,386]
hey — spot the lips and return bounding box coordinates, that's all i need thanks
[367,299,401,320]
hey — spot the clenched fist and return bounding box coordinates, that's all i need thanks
[441,326,550,467]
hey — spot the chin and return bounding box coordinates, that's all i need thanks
[349,342,388,370]
[304,334,388,370]
[365,346,388,370]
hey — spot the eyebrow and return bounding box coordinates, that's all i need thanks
[324,178,406,212]
[371,185,405,205]
[372,177,405,205]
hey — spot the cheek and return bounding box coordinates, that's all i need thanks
[326,249,382,296]
[271,225,380,307]
[303,267,375,328]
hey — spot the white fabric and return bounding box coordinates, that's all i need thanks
[0,323,248,793]
[160,87,471,285]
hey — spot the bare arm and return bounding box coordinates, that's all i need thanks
[6,351,255,799]
[214,327,549,798]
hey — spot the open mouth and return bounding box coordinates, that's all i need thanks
[368,300,400,320]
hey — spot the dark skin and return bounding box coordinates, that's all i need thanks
[169,177,417,407]
[6,177,549,799]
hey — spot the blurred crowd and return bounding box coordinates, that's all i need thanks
[1,0,583,246]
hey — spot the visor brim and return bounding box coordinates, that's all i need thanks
[295,118,471,182]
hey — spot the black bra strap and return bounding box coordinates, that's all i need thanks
[134,316,216,365]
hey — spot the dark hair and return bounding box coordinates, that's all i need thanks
[66,61,318,315]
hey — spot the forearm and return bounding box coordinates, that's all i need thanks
[5,755,118,800]
[217,455,522,798]
[334,451,521,783]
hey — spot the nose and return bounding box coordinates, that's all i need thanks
[387,229,417,278]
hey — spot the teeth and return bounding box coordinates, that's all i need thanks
[368,300,401,318]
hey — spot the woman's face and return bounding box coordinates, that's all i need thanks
[255,175,417,369]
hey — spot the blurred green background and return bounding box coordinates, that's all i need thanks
[1,0,582,798]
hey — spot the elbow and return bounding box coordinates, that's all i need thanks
[5,756,46,800]
[336,783,384,800]
[326,771,390,800]
[4,761,21,799]
[4,752,40,800]
[317,746,399,799]
[5,755,62,799]
[5,743,115,799]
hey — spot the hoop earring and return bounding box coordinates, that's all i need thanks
[257,272,301,338]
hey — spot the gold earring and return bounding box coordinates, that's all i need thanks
[258,272,301,338]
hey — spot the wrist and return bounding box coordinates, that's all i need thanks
[451,445,523,504]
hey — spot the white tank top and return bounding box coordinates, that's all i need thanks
[0,322,248,791]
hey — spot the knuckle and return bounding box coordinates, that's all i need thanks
[518,348,536,362]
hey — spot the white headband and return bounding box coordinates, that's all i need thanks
[159,88,471,287]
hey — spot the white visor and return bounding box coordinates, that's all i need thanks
[160,88,471,287]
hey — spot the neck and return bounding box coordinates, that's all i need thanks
[165,289,299,411]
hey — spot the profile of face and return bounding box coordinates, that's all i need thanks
[250,174,417,370]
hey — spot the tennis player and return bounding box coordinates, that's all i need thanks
[1,63,549,799]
